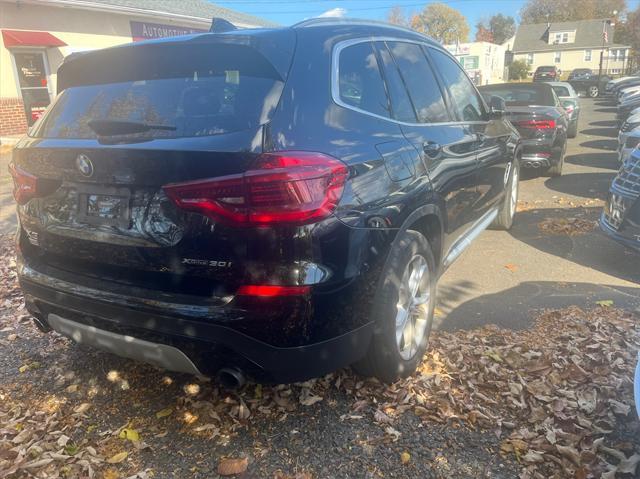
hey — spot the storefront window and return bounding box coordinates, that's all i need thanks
[12,51,51,126]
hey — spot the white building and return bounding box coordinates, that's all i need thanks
[444,41,506,85]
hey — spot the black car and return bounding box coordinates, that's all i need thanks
[533,66,560,82]
[601,147,640,252]
[479,82,568,176]
[568,68,593,81]
[10,18,520,385]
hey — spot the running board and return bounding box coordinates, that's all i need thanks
[442,208,498,269]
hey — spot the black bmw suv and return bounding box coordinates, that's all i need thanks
[11,19,520,384]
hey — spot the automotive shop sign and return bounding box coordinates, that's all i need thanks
[130,21,207,42]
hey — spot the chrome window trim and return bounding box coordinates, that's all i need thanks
[331,37,488,128]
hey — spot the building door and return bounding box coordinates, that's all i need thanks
[12,50,51,126]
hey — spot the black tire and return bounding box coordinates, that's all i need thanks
[588,85,599,98]
[546,142,566,177]
[568,121,578,138]
[353,230,436,383]
[492,160,519,230]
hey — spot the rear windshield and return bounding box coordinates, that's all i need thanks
[537,66,555,72]
[552,85,571,97]
[33,43,287,139]
[479,85,555,106]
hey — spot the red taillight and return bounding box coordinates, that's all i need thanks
[516,119,556,130]
[163,152,348,226]
[8,163,38,205]
[237,285,310,297]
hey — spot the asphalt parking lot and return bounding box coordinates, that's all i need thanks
[439,97,640,330]
[1,98,639,478]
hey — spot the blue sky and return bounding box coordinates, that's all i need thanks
[215,0,640,35]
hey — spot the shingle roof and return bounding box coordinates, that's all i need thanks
[57,0,277,27]
[512,19,627,53]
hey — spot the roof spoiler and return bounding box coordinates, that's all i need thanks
[210,18,237,33]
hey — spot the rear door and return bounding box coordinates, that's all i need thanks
[376,40,479,253]
[428,48,510,215]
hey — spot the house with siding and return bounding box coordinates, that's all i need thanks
[504,19,630,78]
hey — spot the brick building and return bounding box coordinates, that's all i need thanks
[0,0,273,137]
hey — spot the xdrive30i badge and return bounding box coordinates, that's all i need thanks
[76,154,94,177]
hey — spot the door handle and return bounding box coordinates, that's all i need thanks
[422,141,441,158]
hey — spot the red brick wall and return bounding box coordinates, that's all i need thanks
[0,98,28,136]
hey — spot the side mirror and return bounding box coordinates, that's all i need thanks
[488,95,507,119]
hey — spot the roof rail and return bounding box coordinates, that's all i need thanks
[292,17,417,35]
[210,17,238,33]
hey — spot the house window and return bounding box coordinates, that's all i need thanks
[553,32,571,44]
[554,51,561,63]
[584,49,592,61]
[527,53,534,65]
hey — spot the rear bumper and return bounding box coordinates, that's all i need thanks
[519,137,562,169]
[18,258,374,383]
[600,215,640,252]
[600,189,640,253]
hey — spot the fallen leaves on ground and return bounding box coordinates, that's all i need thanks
[1,234,640,478]
[217,456,248,476]
[538,217,598,236]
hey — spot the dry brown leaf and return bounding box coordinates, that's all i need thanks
[217,457,249,476]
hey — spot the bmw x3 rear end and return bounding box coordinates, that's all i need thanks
[11,20,519,384]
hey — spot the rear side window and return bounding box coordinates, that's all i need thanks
[384,41,449,123]
[374,42,416,122]
[552,85,571,97]
[34,43,287,139]
[428,49,485,122]
[337,42,391,118]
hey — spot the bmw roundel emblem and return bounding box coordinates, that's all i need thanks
[76,154,94,177]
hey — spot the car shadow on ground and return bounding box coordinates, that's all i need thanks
[508,206,640,284]
[580,139,618,150]
[594,107,618,113]
[580,127,618,138]
[565,152,619,170]
[589,120,619,127]
[544,172,614,199]
[437,280,640,332]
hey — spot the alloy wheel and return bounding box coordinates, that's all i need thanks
[395,254,431,360]
[510,165,519,219]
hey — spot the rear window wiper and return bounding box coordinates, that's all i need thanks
[87,119,176,136]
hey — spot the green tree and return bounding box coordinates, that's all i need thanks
[520,0,626,24]
[489,14,517,44]
[387,5,408,26]
[509,60,530,80]
[410,3,470,44]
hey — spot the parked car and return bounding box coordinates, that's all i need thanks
[601,147,640,252]
[10,19,521,385]
[533,65,560,82]
[568,71,610,98]
[618,93,640,124]
[618,116,640,164]
[568,68,593,81]
[605,74,640,96]
[549,82,580,138]
[479,82,568,176]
